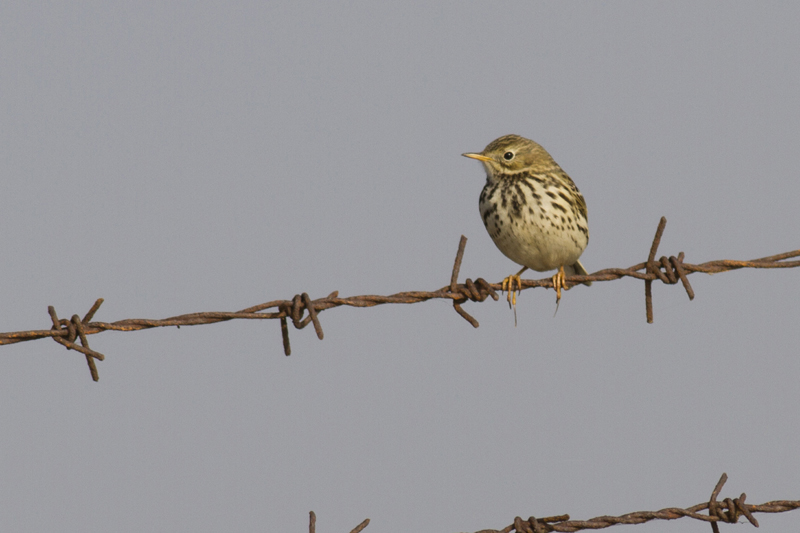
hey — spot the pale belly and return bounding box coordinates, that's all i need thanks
[480,185,589,272]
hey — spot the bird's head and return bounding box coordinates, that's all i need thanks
[462,134,555,178]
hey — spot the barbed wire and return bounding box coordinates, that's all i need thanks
[1,217,799,381]
[475,473,798,533]
[307,474,797,533]
[309,511,369,533]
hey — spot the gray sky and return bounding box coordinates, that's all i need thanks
[2,2,799,532]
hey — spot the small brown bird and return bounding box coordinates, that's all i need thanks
[463,134,590,306]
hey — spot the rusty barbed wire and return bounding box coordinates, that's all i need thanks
[304,474,798,533]
[471,474,798,533]
[1,217,799,381]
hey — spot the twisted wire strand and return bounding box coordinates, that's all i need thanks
[472,474,798,533]
[1,217,799,381]
[305,474,798,533]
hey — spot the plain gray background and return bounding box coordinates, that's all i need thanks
[2,2,798,532]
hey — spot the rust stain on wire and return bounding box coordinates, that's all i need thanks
[2,217,800,381]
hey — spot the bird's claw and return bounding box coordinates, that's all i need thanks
[502,274,523,308]
[552,266,570,304]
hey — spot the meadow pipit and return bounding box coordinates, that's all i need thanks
[463,134,590,307]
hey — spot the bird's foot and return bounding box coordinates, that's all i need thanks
[502,267,528,326]
[552,265,569,305]
[501,273,523,308]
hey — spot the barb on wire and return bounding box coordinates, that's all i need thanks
[302,475,798,532]
[309,511,369,533]
[471,473,799,533]
[1,217,799,380]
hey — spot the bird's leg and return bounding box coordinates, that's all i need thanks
[552,265,568,305]
[501,266,528,308]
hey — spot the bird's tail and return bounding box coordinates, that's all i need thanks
[565,260,592,287]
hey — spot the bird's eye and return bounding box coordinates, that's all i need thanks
[503,151,514,160]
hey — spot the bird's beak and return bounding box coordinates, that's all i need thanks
[462,152,492,162]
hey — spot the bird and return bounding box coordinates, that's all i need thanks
[462,134,590,308]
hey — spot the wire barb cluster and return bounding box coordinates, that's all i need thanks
[1,217,799,381]
[472,474,799,533]
[46,299,105,381]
